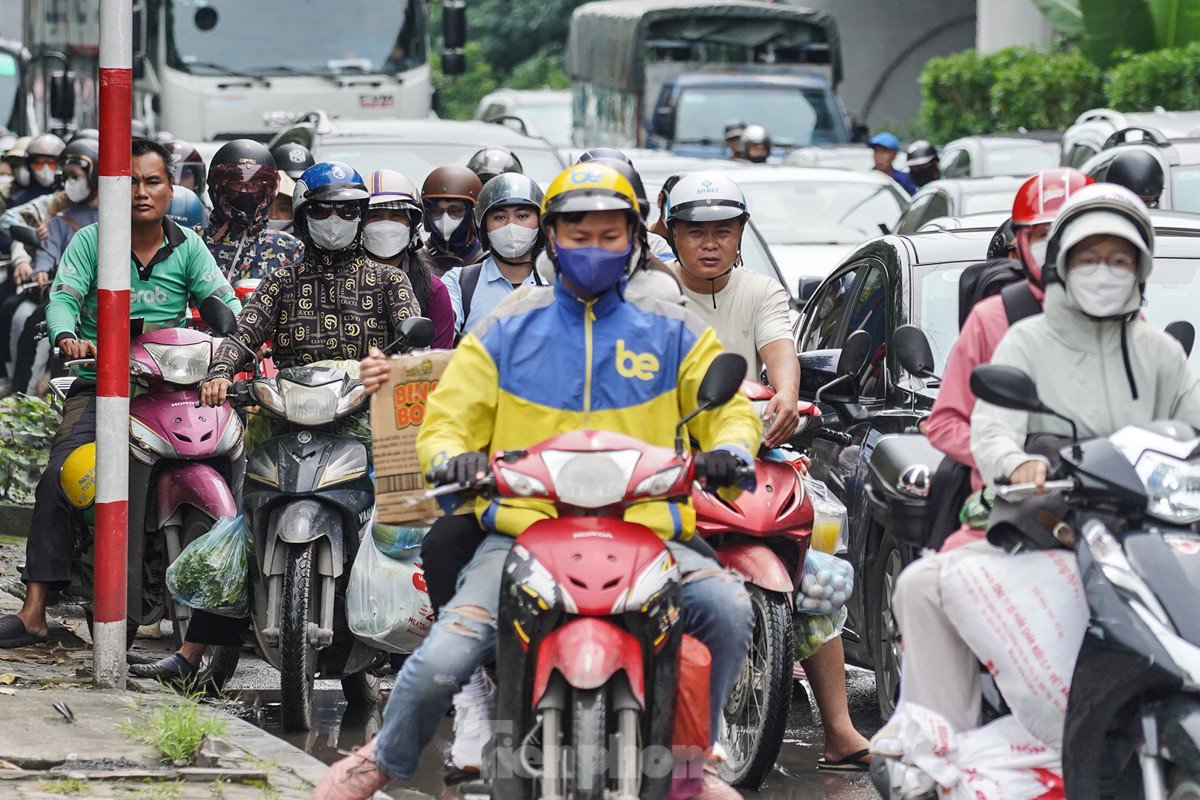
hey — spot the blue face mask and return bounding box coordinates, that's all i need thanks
[554,244,630,297]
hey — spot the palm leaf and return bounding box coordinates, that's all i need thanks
[1031,0,1086,37]
[1079,0,1157,65]
[1146,0,1200,47]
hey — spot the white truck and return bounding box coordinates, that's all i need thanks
[17,0,465,141]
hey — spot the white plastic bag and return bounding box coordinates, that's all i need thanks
[346,530,434,654]
[939,548,1086,748]
[796,549,855,616]
[803,474,848,554]
[871,702,1064,800]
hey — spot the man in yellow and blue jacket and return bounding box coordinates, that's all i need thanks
[319,164,760,800]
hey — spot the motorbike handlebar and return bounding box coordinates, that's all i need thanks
[995,479,1076,501]
[816,428,855,447]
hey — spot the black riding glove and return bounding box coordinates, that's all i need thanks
[694,449,748,487]
[446,451,491,488]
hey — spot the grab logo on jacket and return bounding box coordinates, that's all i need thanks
[616,339,658,381]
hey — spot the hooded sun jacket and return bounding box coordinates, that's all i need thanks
[971,270,1200,486]
[417,280,763,541]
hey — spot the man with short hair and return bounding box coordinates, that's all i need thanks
[869,132,918,195]
[0,138,241,648]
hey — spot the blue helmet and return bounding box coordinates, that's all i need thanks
[293,161,368,216]
[167,185,206,230]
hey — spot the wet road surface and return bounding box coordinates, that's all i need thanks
[223,663,881,799]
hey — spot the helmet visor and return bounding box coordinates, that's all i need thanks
[667,198,746,223]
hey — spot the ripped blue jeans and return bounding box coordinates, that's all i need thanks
[372,533,752,780]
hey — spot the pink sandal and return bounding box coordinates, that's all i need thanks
[312,739,392,800]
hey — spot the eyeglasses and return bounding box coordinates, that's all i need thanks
[307,202,361,221]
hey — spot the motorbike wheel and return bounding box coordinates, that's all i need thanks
[341,671,382,708]
[170,511,241,694]
[719,586,793,790]
[871,528,903,720]
[280,541,318,732]
[571,687,607,800]
[1169,767,1200,799]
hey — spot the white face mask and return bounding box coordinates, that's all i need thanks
[14,165,29,187]
[65,176,91,204]
[33,165,56,188]
[433,213,464,242]
[0,175,11,194]
[489,223,538,260]
[1028,238,1048,269]
[1068,263,1138,318]
[362,220,411,258]
[307,216,359,251]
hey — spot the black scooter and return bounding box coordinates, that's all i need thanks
[967,364,1200,799]
[228,317,436,731]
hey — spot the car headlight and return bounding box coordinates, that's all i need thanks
[634,466,682,498]
[142,342,212,385]
[499,467,547,497]
[1136,451,1200,524]
[541,450,640,508]
[279,379,341,426]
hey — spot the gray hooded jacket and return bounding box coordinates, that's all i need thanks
[971,276,1200,486]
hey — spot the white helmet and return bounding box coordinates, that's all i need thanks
[663,172,750,226]
[365,169,423,228]
[1044,182,1154,288]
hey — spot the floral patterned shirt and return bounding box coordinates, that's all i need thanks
[198,217,305,284]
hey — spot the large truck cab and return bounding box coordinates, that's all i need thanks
[649,72,849,157]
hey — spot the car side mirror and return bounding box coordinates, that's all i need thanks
[441,0,466,77]
[837,329,872,377]
[1166,320,1195,358]
[653,106,676,140]
[49,72,76,123]
[199,296,238,337]
[10,225,40,251]
[969,365,1042,413]
[798,276,821,304]
[894,324,936,378]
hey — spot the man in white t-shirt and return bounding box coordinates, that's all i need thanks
[664,171,875,772]
[664,171,799,448]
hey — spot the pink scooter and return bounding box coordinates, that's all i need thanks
[56,300,245,686]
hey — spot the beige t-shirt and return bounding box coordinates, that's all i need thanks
[676,267,792,378]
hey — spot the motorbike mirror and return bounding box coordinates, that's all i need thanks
[1166,320,1195,358]
[698,353,747,410]
[10,225,40,251]
[969,365,1043,413]
[837,329,872,377]
[383,316,436,354]
[199,296,238,337]
[894,324,937,378]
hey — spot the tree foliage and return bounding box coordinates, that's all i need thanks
[1032,0,1200,66]
[1106,40,1200,109]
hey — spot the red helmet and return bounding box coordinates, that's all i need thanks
[1011,168,1093,228]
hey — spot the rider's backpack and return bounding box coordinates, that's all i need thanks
[956,258,1040,330]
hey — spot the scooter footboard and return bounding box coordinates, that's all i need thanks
[532,618,646,707]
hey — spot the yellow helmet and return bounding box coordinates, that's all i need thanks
[541,163,640,221]
[60,443,96,509]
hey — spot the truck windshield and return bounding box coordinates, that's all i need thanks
[166,0,426,76]
[674,86,845,147]
[0,52,19,132]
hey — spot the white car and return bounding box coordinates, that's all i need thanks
[475,89,573,150]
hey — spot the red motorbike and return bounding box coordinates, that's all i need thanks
[430,354,749,800]
[694,380,821,789]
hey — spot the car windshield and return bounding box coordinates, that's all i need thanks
[740,181,905,244]
[318,142,564,185]
[1171,166,1200,214]
[1143,257,1200,368]
[983,145,1058,177]
[166,0,425,75]
[961,189,1018,215]
[674,87,845,148]
[511,104,572,149]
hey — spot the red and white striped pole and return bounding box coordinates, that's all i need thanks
[94,0,133,689]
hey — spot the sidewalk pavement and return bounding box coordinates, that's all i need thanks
[0,537,395,800]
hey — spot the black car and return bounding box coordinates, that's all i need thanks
[793,223,994,715]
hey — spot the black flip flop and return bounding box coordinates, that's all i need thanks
[0,614,47,648]
[817,748,872,772]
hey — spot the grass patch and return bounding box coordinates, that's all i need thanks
[38,777,90,794]
[119,695,227,764]
[124,783,184,800]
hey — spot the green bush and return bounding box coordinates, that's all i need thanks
[0,396,55,503]
[918,49,1002,143]
[1107,41,1200,110]
[991,50,1104,132]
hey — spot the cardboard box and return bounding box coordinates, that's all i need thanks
[371,349,455,525]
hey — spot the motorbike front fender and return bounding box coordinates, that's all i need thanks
[532,618,646,707]
[263,499,345,578]
[716,541,794,595]
[155,462,238,527]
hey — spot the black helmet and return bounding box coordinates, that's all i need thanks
[987,218,1015,260]
[578,147,631,165]
[587,157,650,221]
[466,146,523,185]
[271,142,315,180]
[906,140,938,168]
[60,138,99,189]
[209,140,279,226]
[1106,149,1164,206]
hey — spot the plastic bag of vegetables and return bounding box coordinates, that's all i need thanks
[166,515,249,618]
[796,549,855,616]
[794,607,848,661]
